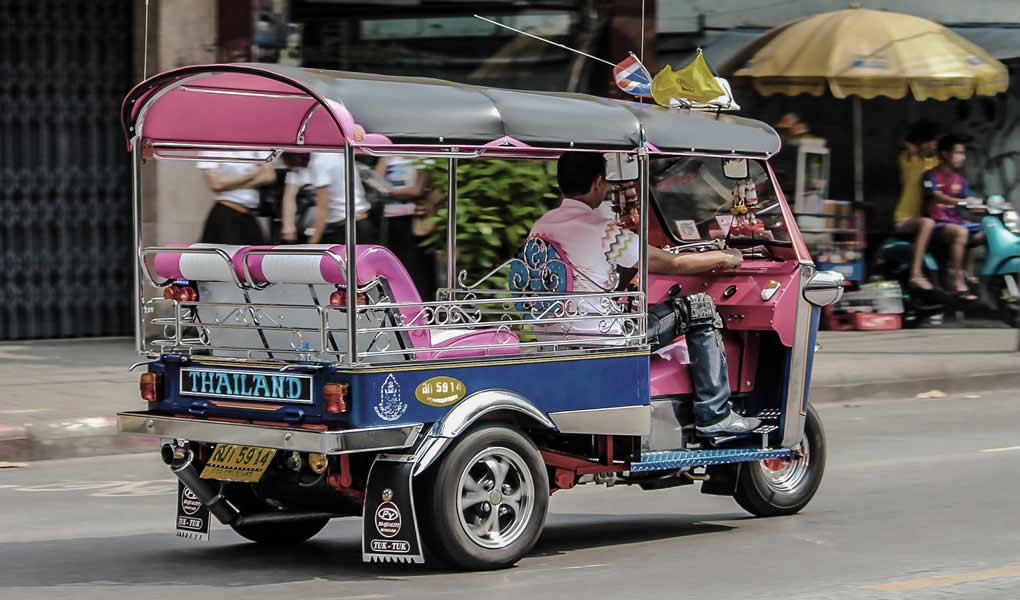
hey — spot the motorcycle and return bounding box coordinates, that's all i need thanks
[877,195,1020,328]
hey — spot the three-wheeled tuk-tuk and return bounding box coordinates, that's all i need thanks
[117,64,844,570]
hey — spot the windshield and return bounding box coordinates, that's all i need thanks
[650,157,790,245]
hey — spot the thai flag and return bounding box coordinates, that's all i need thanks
[613,52,652,97]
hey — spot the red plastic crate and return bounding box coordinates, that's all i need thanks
[821,306,856,331]
[854,313,901,331]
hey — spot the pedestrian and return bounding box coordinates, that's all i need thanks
[375,156,439,301]
[197,151,277,245]
[922,135,983,302]
[280,152,374,245]
[892,120,939,291]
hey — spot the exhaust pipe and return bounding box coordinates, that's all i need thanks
[164,443,239,525]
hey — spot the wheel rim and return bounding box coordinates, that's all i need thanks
[456,446,534,550]
[759,439,810,492]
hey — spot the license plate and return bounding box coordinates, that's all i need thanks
[180,368,312,404]
[200,445,277,482]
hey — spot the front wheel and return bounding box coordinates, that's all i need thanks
[734,403,826,517]
[422,423,549,570]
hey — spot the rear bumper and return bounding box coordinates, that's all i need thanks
[117,411,422,454]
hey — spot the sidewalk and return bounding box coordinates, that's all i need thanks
[1,329,1018,461]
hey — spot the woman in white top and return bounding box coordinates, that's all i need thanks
[197,151,276,244]
[280,152,373,245]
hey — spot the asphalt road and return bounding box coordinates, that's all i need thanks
[1,392,1019,599]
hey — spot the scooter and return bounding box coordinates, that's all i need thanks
[875,237,948,329]
[956,195,1020,327]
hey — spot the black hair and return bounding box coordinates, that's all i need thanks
[937,134,967,155]
[905,119,938,145]
[557,152,605,197]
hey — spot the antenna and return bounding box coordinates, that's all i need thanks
[473,14,615,67]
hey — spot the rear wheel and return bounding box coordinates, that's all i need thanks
[422,423,549,570]
[734,403,826,517]
[988,275,1020,328]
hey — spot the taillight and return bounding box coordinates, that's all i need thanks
[163,282,198,302]
[328,286,367,308]
[323,382,350,414]
[140,372,162,403]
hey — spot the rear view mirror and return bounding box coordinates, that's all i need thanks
[605,153,639,182]
[722,157,749,180]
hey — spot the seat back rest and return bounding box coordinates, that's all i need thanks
[508,237,573,320]
[152,243,431,350]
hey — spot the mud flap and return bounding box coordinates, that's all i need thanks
[700,462,739,496]
[362,454,424,564]
[176,482,211,541]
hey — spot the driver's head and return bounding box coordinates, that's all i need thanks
[557,152,606,207]
[937,135,967,170]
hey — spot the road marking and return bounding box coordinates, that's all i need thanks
[865,565,1020,592]
[981,445,1020,453]
[563,563,608,570]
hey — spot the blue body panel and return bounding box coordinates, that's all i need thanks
[802,307,821,415]
[979,216,1020,276]
[346,353,650,428]
[149,352,651,430]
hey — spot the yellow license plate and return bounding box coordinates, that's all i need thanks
[200,445,277,482]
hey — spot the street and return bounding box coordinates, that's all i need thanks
[2,391,1019,599]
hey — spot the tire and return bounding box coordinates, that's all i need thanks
[421,423,549,570]
[734,403,826,517]
[231,517,330,544]
[987,276,1020,328]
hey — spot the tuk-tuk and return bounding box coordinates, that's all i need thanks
[118,64,844,570]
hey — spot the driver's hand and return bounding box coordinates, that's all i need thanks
[722,248,744,269]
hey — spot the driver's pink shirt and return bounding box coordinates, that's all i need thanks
[529,198,640,291]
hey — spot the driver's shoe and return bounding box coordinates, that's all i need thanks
[696,411,761,436]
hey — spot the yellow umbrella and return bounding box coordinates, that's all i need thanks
[722,7,1009,203]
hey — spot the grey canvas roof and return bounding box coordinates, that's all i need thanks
[122,63,781,156]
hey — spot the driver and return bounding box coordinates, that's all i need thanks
[529,152,760,436]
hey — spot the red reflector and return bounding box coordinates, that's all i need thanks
[323,382,350,414]
[163,284,198,302]
[329,288,368,308]
[140,372,162,403]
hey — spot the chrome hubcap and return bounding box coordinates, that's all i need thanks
[456,447,534,549]
[759,439,811,492]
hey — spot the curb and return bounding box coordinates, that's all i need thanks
[0,417,158,462]
[809,371,1020,405]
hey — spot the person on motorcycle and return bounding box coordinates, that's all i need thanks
[893,120,939,291]
[923,135,983,302]
[529,152,759,436]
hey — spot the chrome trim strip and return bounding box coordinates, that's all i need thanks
[781,264,815,447]
[178,86,313,100]
[295,104,322,145]
[548,405,650,435]
[117,412,422,454]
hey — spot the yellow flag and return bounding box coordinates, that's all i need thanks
[651,51,727,106]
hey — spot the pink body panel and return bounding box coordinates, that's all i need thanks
[647,260,800,397]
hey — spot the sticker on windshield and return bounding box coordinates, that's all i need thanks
[715,215,734,236]
[674,219,700,240]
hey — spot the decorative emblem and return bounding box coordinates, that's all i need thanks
[415,376,467,407]
[374,373,407,421]
[374,502,402,538]
[381,488,393,502]
[353,127,365,142]
[180,486,202,516]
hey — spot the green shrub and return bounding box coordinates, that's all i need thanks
[420,159,559,290]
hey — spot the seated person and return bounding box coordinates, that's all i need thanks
[529,152,759,436]
[893,120,939,291]
[922,136,983,302]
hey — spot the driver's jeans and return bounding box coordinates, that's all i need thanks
[647,303,731,427]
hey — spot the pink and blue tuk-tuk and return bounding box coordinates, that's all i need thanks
[117,64,844,570]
